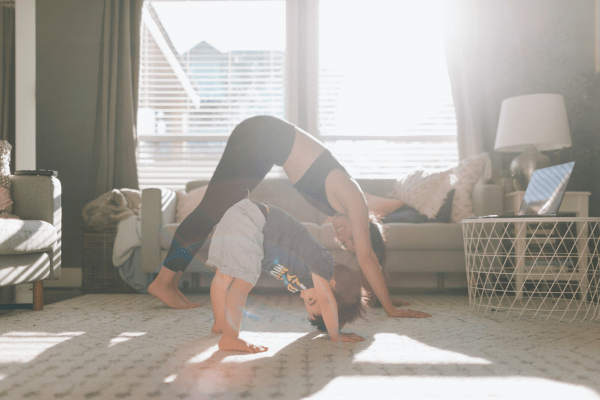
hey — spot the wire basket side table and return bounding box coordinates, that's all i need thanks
[462,217,600,322]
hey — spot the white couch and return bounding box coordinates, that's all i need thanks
[141,178,503,289]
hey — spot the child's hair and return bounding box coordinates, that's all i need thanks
[308,263,369,332]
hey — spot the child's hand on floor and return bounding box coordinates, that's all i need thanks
[386,308,432,318]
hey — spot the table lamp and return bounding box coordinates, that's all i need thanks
[494,93,572,191]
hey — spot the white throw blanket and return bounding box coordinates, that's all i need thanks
[112,213,141,267]
[112,211,152,292]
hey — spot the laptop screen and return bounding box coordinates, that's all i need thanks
[517,161,575,216]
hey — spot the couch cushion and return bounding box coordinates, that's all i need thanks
[320,222,463,251]
[381,223,464,250]
[160,224,180,249]
[0,219,58,255]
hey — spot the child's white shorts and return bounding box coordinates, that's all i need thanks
[206,199,266,286]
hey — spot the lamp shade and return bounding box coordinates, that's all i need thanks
[494,93,572,152]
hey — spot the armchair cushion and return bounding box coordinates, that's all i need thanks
[0,219,58,255]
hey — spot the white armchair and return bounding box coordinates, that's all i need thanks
[0,175,61,310]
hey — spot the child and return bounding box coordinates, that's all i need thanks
[207,198,368,353]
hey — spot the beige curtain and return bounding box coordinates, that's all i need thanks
[442,0,524,171]
[0,4,15,173]
[90,0,143,198]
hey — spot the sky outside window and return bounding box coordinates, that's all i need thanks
[151,1,286,55]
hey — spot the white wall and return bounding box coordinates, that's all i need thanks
[15,0,36,170]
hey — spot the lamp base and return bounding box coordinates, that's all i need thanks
[510,145,550,190]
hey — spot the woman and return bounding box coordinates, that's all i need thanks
[148,116,429,318]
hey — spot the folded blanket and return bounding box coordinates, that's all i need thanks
[82,188,141,231]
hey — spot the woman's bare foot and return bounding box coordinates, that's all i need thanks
[218,337,268,353]
[211,324,223,334]
[175,287,202,308]
[148,267,194,309]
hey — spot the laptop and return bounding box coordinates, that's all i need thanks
[474,161,575,219]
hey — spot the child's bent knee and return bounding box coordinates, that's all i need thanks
[214,270,234,284]
[231,278,254,294]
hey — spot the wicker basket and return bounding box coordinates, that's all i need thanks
[82,225,137,294]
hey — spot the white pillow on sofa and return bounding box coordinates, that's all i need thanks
[175,185,208,223]
[388,152,491,222]
[388,169,453,219]
[448,152,491,222]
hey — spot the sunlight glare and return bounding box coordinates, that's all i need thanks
[164,374,177,383]
[188,332,308,364]
[0,332,85,363]
[354,334,491,365]
[188,344,219,364]
[303,376,600,400]
[152,1,285,54]
[108,332,147,347]
[319,0,451,136]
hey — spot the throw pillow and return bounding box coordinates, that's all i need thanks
[383,189,455,224]
[0,140,10,176]
[176,185,208,223]
[387,169,453,219]
[0,184,13,216]
[449,152,491,222]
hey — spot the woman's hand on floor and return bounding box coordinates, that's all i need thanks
[386,308,431,318]
[371,299,412,307]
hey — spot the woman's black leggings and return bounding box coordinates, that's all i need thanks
[163,115,297,272]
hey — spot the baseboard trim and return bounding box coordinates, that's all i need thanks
[44,268,82,288]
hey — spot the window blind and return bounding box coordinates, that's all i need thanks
[317,0,458,178]
[136,0,458,189]
[137,1,286,189]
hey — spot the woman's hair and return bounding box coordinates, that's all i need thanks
[369,213,386,266]
[335,213,387,267]
[308,263,369,332]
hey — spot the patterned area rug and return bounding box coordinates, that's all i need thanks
[1,294,599,400]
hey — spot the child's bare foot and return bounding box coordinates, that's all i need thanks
[211,324,223,334]
[148,267,194,309]
[218,337,268,353]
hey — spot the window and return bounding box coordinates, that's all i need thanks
[319,0,458,178]
[137,0,457,189]
[137,0,286,188]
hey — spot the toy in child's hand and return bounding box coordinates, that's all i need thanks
[14,169,58,177]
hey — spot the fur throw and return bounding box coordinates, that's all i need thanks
[83,188,141,231]
[0,140,17,219]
